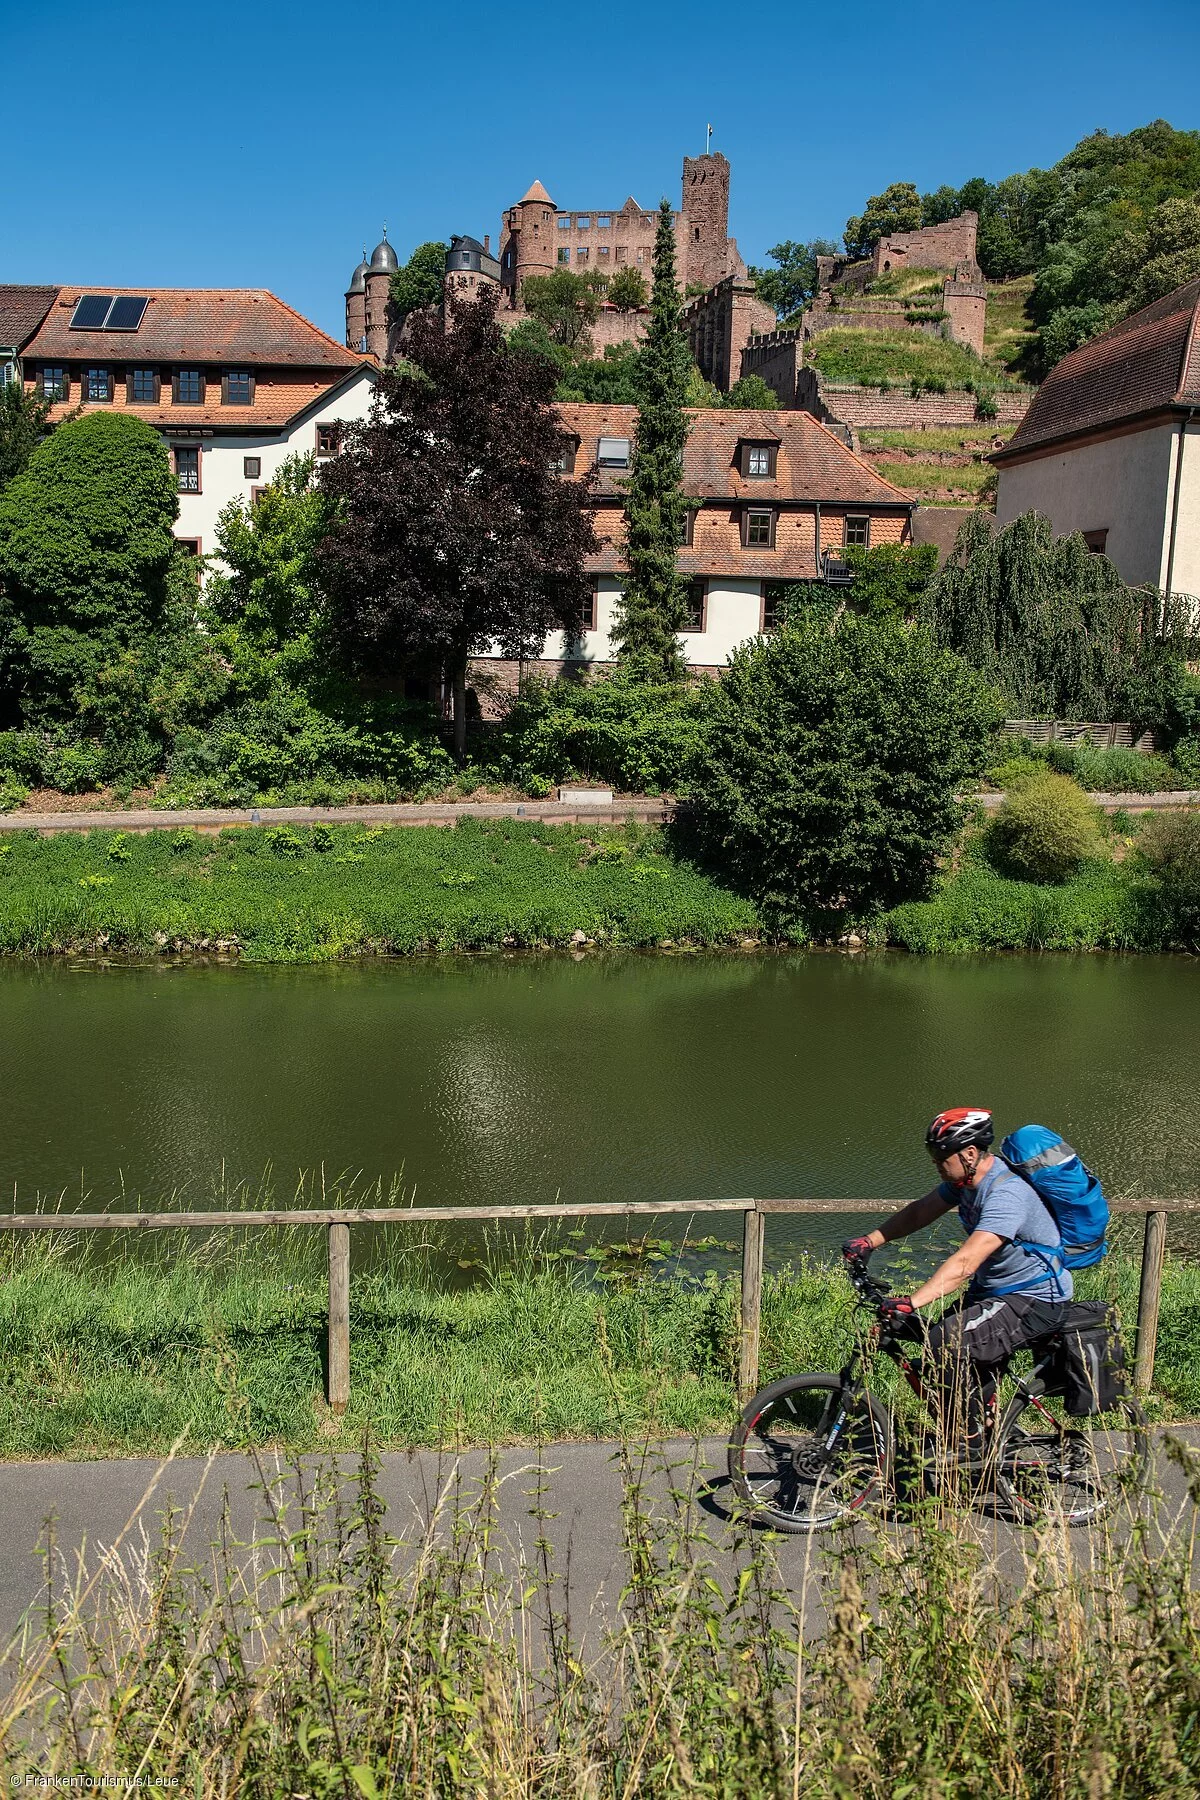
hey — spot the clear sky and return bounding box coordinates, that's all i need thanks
[6,0,1199,344]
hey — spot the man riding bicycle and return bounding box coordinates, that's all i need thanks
[843,1107,1073,1445]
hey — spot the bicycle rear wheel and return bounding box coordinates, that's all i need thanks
[996,1389,1150,1526]
[727,1373,892,1533]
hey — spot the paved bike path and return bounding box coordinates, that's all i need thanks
[1,1431,1195,1651]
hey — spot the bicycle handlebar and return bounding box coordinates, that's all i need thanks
[842,1252,892,1309]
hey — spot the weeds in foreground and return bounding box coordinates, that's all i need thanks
[0,1437,1197,1795]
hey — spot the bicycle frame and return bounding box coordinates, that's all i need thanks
[842,1254,1072,1453]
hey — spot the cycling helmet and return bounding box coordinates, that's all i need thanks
[925,1107,994,1161]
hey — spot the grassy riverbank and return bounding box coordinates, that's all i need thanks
[2,1228,1198,1458]
[0,818,757,958]
[0,814,1192,960]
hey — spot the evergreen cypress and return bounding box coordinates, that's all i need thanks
[611,198,693,680]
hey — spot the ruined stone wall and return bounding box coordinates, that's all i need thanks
[872,212,979,278]
[683,277,776,391]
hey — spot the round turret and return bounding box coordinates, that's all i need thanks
[369,232,399,273]
[346,251,369,298]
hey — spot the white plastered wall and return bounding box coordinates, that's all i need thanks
[1163,421,1200,610]
[174,370,376,560]
[510,575,766,667]
[994,423,1174,588]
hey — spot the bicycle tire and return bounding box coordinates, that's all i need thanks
[727,1373,893,1534]
[995,1388,1150,1526]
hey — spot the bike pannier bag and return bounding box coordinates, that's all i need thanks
[1000,1124,1109,1269]
[1060,1302,1126,1416]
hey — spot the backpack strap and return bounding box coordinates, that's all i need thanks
[986,1240,1068,1299]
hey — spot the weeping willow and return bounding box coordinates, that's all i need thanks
[922,511,1193,724]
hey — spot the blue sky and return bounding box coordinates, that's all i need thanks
[6,0,1199,344]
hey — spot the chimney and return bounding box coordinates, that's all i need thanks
[484,234,491,253]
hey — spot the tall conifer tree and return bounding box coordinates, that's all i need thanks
[612,199,692,680]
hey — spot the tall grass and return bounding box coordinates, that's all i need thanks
[2,1436,1198,1793]
[2,1219,1198,1459]
[0,819,758,960]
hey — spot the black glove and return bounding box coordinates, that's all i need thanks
[878,1295,918,1334]
[842,1235,875,1261]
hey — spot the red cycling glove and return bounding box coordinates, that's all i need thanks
[842,1235,875,1261]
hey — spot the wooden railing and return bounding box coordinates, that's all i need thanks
[0,1198,1192,1410]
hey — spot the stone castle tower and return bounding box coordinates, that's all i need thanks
[681,153,732,290]
[345,230,399,360]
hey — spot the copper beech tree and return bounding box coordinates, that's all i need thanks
[318,288,596,758]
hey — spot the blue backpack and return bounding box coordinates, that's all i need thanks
[999,1124,1109,1270]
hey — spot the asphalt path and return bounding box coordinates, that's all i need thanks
[1,1431,1196,1659]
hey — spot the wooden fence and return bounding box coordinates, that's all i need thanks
[0,1197,1192,1411]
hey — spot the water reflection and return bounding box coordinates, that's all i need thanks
[2,953,1198,1260]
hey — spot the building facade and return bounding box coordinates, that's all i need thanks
[496,154,744,310]
[992,278,1200,596]
[0,286,58,388]
[475,402,916,683]
[21,286,376,561]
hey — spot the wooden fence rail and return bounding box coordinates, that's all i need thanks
[0,1197,1193,1410]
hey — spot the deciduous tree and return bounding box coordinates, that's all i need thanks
[844,184,923,262]
[750,239,839,319]
[688,616,997,927]
[318,288,596,758]
[0,411,177,724]
[520,269,602,349]
[0,382,55,493]
[389,242,449,322]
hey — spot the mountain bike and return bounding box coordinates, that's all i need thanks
[728,1254,1150,1533]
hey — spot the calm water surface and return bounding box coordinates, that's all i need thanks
[2,951,1198,1261]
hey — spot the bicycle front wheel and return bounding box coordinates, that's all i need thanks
[727,1373,893,1534]
[996,1389,1150,1526]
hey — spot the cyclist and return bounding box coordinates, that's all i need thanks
[842,1107,1072,1445]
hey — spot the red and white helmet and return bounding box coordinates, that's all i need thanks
[925,1107,994,1160]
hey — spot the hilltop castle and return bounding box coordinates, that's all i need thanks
[344,152,759,366]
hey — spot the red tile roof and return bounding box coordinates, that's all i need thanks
[0,286,60,351]
[558,402,915,504]
[995,278,1200,462]
[25,288,365,370]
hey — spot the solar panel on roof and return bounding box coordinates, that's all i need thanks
[105,296,148,332]
[70,295,113,330]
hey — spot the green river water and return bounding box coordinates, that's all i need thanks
[2,951,1198,1263]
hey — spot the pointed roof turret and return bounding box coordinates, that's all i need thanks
[518,179,554,206]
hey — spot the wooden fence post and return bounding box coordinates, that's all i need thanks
[1134,1209,1168,1394]
[738,1204,765,1406]
[327,1222,350,1413]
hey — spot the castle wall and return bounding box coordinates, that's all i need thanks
[682,277,776,391]
[872,212,978,276]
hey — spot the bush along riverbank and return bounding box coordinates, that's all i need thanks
[1,1225,1198,1459]
[0,788,1194,962]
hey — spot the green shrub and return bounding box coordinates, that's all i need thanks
[0,412,178,726]
[985,771,1105,883]
[0,770,28,812]
[687,616,997,928]
[496,669,709,793]
[1135,809,1200,947]
[974,389,999,420]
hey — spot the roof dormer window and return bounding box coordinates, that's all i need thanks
[597,435,630,468]
[739,441,777,478]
